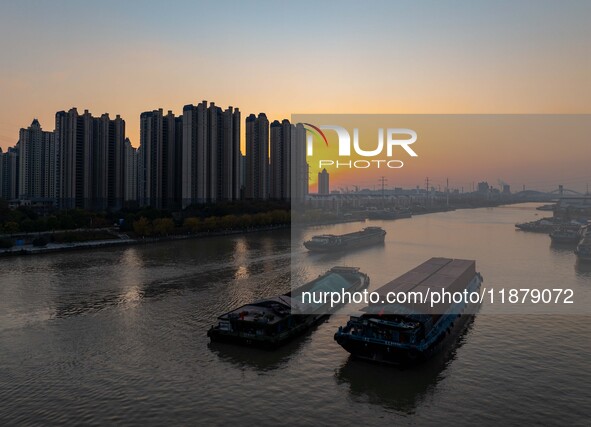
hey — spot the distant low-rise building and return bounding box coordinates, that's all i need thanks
[477,181,490,193]
[318,168,330,195]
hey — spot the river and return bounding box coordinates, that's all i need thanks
[1,203,589,425]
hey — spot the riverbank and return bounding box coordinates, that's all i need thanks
[0,224,291,257]
[0,201,535,258]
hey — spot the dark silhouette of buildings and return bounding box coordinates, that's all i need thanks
[290,123,308,202]
[270,119,291,200]
[477,181,490,193]
[318,168,330,195]
[55,108,126,210]
[18,119,56,201]
[0,102,308,211]
[245,113,269,200]
[0,146,19,201]
[181,101,241,207]
[124,138,138,204]
[138,109,182,210]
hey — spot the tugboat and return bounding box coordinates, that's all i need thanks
[334,258,483,365]
[208,267,369,349]
[303,227,386,253]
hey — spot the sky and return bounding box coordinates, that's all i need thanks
[299,114,591,193]
[0,0,590,192]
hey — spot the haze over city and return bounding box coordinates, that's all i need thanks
[1,0,590,192]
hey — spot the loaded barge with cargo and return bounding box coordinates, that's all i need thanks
[366,209,412,220]
[334,258,483,365]
[515,218,557,233]
[208,266,369,349]
[303,227,386,253]
[575,241,591,262]
[575,227,591,262]
[550,225,582,244]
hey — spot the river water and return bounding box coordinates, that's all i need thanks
[1,203,590,425]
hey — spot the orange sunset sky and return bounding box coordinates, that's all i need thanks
[300,115,591,193]
[1,1,590,192]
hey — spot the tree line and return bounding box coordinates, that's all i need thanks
[0,199,290,247]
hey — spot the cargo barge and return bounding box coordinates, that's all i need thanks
[366,209,412,220]
[334,258,483,365]
[515,218,557,233]
[550,226,582,244]
[536,204,556,211]
[575,230,591,262]
[303,227,386,253]
[208,266,369,349]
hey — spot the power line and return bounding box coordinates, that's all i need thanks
[378,176,388,203]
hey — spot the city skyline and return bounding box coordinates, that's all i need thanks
[0,101,310,209]
[3,108,591,197]
[1,1,591,192]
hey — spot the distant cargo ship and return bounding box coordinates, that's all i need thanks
[536,204,556,211]
[366,209,412,220]
[550,226,582,244]
[575,229,591,262]
[515,218,557,233]
[334,258,483,365]
[208,266,369,349]
[303,227,386,253]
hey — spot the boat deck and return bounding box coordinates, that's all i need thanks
[218,297,292,324]
[363,258,477,315]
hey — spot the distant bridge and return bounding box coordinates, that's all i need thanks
[512,190,556,201]
[548,185,584,196]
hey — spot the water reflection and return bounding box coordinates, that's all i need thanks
[550,241,578,253]
[305,241,386,263]
[118,248,144,307]
[208,330,311,372]
[52,277,180,318]
[575,260,591,276]
[335,319,475,414]
[51,268,217,319]
[48,232,292,320]
[233,238,250,279]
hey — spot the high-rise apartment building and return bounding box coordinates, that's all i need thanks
[291,123,308,202]
[0,149,2,200]
[270,119,292,200]
[219,105,241,202]
[245,113,269,200]
[181,101,207,206]
[17,119,56,201]
[54,108,126,211]
[181,101,240,207]
[124,138,137,204]
[0,146,19,201]
[136,144,145,206]
[139,109,182,210]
